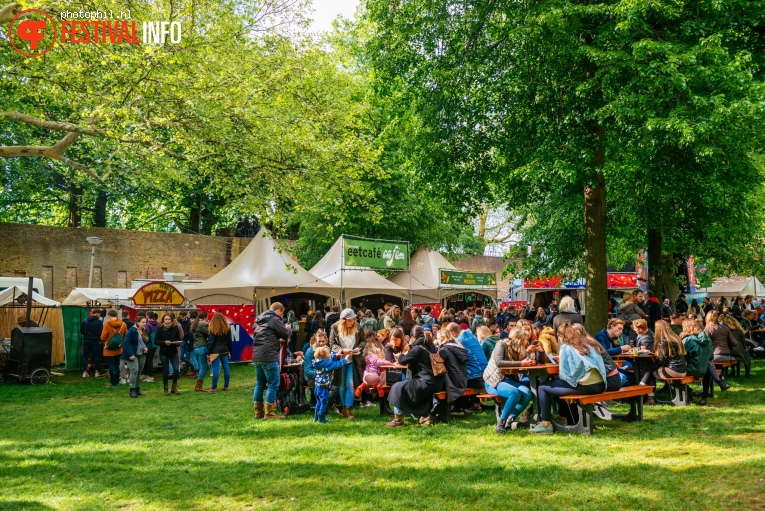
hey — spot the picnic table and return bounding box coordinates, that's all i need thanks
[612,352,655,381]
[501,364,559,426]
[378,363,408,415]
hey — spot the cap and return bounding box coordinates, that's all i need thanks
[460,323,469,331]
[422,323,433,332]
[340,308,357,320]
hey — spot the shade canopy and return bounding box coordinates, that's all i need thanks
[0,286,60,307]
[389,245,498,302]
[706,276,765,300]
[61,288,135,306]
[310,237,410,302]
[184,229,338,305]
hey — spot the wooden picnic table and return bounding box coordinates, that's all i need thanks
[501,364,559,426]
[612,353,655,381]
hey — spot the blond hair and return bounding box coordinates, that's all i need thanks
[337,319,357,338]
[722,315,745,333]
[632,318,648,331]
[654,320,686,357]
[680,319,702,338]
[476,325,493,341]
[503,327,529,361]
[314,346,330,359]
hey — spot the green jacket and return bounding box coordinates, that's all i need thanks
[682,332,712,376]
[192,321,209,350]
[481,335,498,361]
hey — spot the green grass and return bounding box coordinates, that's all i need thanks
[1,363,764,511]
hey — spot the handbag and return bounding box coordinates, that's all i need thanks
[429,352,447,376]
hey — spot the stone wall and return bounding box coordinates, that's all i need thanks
[453,254,517,302]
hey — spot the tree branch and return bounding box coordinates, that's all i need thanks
[0,3,22,24]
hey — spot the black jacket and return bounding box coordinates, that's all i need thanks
[644,300,662,330]
[325,313,340,333]
[80,315,103,342]
[675,299,688,314]
[156,324,182,356]
[252,310,290,362]
[178,318,192,343]
[207,329,233,355]
[438,342,468,404]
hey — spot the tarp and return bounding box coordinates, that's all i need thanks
[389,245,498,302]
[62,288,135,306]
[706,276,765,300]
[310,237,410,302]
[184,229,338,305]
[62,305,90,369]
[0,286,60,307]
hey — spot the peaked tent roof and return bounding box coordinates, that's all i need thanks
[0,286,60,307]
[389,245,498,302]
[310,237,410,302]
[61,288,135,306]
[706,276,765,299]
[184,230,339,304]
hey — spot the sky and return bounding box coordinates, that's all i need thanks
[308,0,360,33]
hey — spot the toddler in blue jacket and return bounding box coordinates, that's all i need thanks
[312,346,352,423]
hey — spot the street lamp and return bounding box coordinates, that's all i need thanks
[86,236,103,288]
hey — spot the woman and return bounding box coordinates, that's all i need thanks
[731,296,745,320]
[122,316,149,398]
[360,310,378,332]
[436,328,468,417]
[383,327,407,385]
[536,307,549,326]
[303,312,315,346]
[386,325,445,427]
[329,309,366,419]
[155,313,182,395]
[310,311,324,342]
[639,321,687,391]
[530,322,606,434]
[376,329,390,347]
[552,296,584,335]
[741,309,765,349]
[206,312,233,392]
[681,319,714,405]
[190,311,209,391]
[399,308,416,334]
[689,299,702,318]
[722,315,751,377]
[571,324,622,392]
[483,327,535,433]
[285,310,299,353]
[703,311,733,392]
[477,325,498,361]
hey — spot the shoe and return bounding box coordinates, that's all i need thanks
[529,423,554,434]
[697,399,708,406]
[504,416,515,430]
[82,371,89,378]
[361,401,374,408]
[129,388,138,398]
[222,386,228,391]
[342,407,355,420]
[495,417,506,434]
[318,415,331,424]
[254,402,265,419]
[171,384,180,395]
[94,372,102,378]
[187,372,199,379]
[194,380,204,392]
[418,416,432,426]
[164,385,169,396]
[135,387,144,397]
[145,377,154,383]
[105,383,118,388]
[719,382,731,392]
[517,411,530,423]
[119,378,129,385]
[264,402,285,419]
[206,388,217,393]
[386,414,405,427]
[376,383,385,397]
[354,383,367,398]
[645,396,657,406]
[451,409,465,417]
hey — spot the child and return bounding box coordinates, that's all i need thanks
[354,345,388,399]
[312,346,352,424]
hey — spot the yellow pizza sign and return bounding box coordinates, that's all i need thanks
[132,282,185,306]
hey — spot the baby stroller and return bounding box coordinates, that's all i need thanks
[274,345,311,416]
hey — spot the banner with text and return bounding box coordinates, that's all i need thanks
[440,270,497,287]
[342,236,409,270]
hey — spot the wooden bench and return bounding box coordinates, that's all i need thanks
[556,385,655,435]
[433,388,484,423]
[654,375,698,406]
[714,359,740,378]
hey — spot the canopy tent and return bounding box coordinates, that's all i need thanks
[310,237,410,304]
[62,287,135,306]
[184,229,338,305]
[0,286,60,307]
[706,276,765,300]
[389,245,498,303]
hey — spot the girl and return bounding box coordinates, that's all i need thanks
[572,323,622,392]
[482,327,535,433]
[530,322,606,434]
[354,345,389,398]
[329,309,366,419]
[680,319,714,405]
[312,346,353,424]
[640,320,687,386]
[155,313,182,395]
[122,316,149,398]
[722,315,751,376]
[383,327,407,385]
[190,311,209,391]
[206,312,233,393]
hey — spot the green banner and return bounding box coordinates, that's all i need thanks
[440,269,497,286]
[342,236,409,270]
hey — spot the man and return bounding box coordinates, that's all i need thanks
[252,302,291,420]
[643,290,662,330]
[675,294,689,314]
[496,306,510,332]
[702,297,715,315]
[100,309,127,388]
[120,310,134,330]
[669,314,685,336]
[81,308,103,378]
[325,306,341,333]
[471,308,487,333]
[421,306,436,327]
[744,295,755,311]
[594,318,633,382]
[632,318,654,351]
[447,322,487,389]
[662,299,672,319]
[142,312,161,383]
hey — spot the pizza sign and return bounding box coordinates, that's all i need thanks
[132,282,185,306]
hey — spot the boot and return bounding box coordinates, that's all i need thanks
[386,414,404,427]
[188,371,199,379]
[194,380,204,392]
[343,406,355,420]
[171,383,180,395]
[264,402,285,419]
[495,416,506,434]
[222,386,228,391]
[254,401,265,419]
[354,383,368,398]
[318,414,330,424]
[135,385,144,397]
[376,382,385,397]
[164,385,169,396]
[719,381,731,392]
[129,388,138,398]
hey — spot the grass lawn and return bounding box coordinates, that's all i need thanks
[1,363,764,511]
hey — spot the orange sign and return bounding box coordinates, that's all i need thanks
[132,282,185,306]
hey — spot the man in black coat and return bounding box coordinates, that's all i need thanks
[80,308,103,378]
[325,306,341,334]
[436,327,468,416]
[252,302,291,419]
[643,290,663,330]
[675,294,689,314]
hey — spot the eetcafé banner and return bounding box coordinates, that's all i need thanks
[342,236,409,271]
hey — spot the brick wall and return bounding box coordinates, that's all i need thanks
[453,254,518,302]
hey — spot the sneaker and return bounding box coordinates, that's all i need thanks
[119,379,129,385]
[332,404,343,415]
[529,423,554,434]
[145,377,154,383]
[94,372,102,378]
[82,372,89,378]
[361,401,374,408]
[504,416,515,430]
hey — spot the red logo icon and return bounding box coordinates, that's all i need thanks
[8,9,57,57]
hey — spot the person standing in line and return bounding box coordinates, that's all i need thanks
[81,308,103,378]
[100,309,127,388]
[123,316,149,398]
[191,312,209,391]
[252,302,291,420]
[155,313,183,395]
[206,312,233,393]
[142,312,161,383]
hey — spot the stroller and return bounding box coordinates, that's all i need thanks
[274,345,311,416]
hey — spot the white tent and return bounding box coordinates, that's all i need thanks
[706,276,765,300]
[0,286,60,307]
[62,288,135,306]
[310,237,410,304]
[389,245,498,302]
[184,229,338,305]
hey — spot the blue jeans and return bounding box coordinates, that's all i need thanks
[254,361,280,404]
[106,355,120,386]
[194,347,208,380]
[180,343,193,372]
[314,385,330,421]
[339,363,355,407]
[81,340,101,373]
[485,378,532,421]
[211,354,230,389]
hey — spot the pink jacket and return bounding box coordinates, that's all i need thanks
[363,354,388,376]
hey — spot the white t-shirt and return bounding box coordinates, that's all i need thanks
[339,334,356,350]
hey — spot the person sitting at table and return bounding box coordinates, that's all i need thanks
[638,321,687,404]
[435,327,468,417]
[383,327,408,385]
[531,321,558,358]
[722,315,751,377]
[386,325,445,427]
[594,318,634,383]
[572,324,624,392]
[633,319,654,351]
[477,325,498,361]
[530,322,607,434]
[354,344,389,398]
[447,322,488,390]
[376,329,390,347]
[483,327,536,434]
[704,310,738,380]
[552,296,584,335]
[680,319,715,405]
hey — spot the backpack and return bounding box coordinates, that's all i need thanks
[106,325,124,350]
[147,331,157,349]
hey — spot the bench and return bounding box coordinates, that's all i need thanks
[556,385,655,435]
[714,359,740,378]
[654,375,698,406]
[433,388,484,423]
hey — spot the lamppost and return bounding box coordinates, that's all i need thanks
[86,237,103,288]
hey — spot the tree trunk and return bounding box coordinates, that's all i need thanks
[647,227,662,297]
[583,123,608,333]
[93,189,108,227]
[200,205,217,236]
[187,194,201,234]
[68,183,82,227]
[661,254,681,309]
